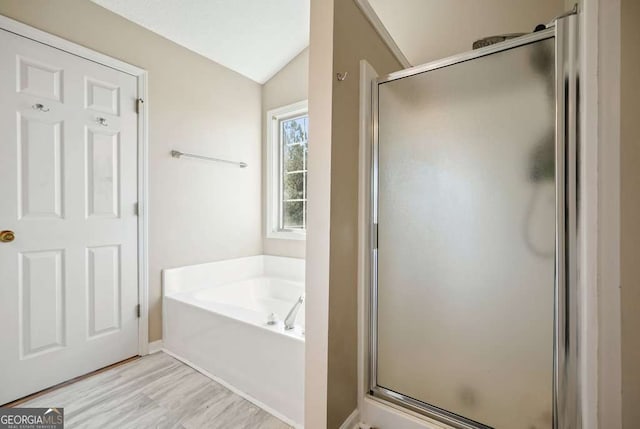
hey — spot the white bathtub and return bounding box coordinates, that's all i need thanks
[162,255,305,428]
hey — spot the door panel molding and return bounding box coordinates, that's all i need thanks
[86,245,122,339]
[17,55,63,101]
[17,113,64,219]
[19,249,66,359]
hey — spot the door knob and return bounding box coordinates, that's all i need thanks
[0,230,15,243]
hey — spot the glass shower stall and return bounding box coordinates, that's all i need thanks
[368,14,579,429]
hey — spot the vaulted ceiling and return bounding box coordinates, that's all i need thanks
[90,0,566,83]
[91,0,310,84]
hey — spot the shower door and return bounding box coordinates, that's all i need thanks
[370,16,578,429]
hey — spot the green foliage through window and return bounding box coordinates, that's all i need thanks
[280,115,308,230]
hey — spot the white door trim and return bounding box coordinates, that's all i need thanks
[357,59,376,420]
[0,14,150,357]
[352,0,412,69]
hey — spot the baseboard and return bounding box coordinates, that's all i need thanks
[339,409,360,429]
[148,340,164,354]
[161,348,303,429]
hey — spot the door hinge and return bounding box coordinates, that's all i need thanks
[136,304,141,318]
[373,223,378,249]
[134,202,139,216]
[136,98,144,114]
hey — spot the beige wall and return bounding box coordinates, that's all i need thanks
[620,0,640,426]
[305,0,335,426]
[305,0,398,426]
[262,48,309,259]
[327,0,401,427]
[0,0,263,343]
[369,0,566,66]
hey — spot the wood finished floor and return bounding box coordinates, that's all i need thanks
[17,352,292,429]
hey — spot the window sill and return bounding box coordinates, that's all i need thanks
[266,230,306,241]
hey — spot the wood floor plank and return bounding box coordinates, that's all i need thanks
[17,352,292,429]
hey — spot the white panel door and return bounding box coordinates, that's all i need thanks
[0,29,139,405]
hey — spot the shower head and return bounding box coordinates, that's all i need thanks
[472,24,547,50]
[472,33,526,50]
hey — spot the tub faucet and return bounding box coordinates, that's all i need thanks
[284,295,305,330]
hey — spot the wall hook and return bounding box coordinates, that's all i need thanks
[337,72,348,81]
[32,103,50,112]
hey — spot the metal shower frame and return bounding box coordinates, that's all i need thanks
[368,14,580,429]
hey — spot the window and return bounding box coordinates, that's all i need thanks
[266,101,308,240]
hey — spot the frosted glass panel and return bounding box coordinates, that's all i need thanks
[376,38,555,429]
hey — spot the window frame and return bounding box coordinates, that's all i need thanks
[266,100,308,240]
